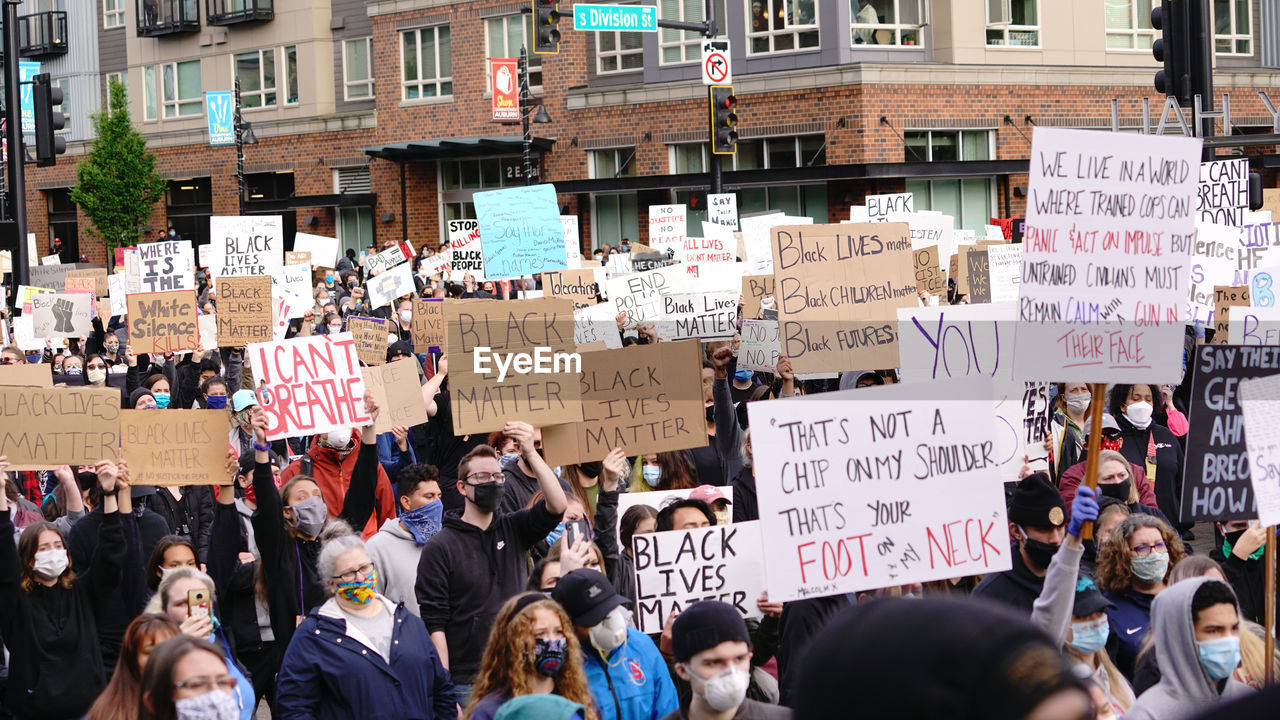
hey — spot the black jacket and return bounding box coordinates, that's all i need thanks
[427,392,488,513]
[1210,544,1276,627]
[776,595,852,707]
[730,468,759,523]
[415,502,559,684]
[971,542,1046,616]
[207,501,269,657]
[1114,418,1185,527]
[142,485,215,562]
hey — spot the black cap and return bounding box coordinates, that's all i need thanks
[1072,576,1115,618]
[387,340,415,362]
[552,569,628,627]
[1008,472,1066,529]
[238,448,283,475]
[671,601,750,662]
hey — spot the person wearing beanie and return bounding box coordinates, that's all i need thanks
[664,602,790,720]
[973,472,1068,614]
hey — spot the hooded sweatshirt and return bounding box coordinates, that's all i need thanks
[1125,577,1255,720]
[365,518,425,616]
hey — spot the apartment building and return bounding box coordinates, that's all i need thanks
[16,0,1280,263]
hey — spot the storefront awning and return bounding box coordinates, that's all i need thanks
[364,136,555,161]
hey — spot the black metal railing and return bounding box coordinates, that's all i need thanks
[207,0,272,25]
[17,11,68,58]
[136,0,201,37]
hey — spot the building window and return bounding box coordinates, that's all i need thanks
[659,0,726,64]
[103,0,125,28]
[907,178,994,232]
[343,38,374,100]
[986,0,1039,47]
[671,136,825,172]
[282,45,298,104]
[590,148,637,178]
[440,157,532,190]
[337,207,375,256]
[487,15,540,89]
[161,60,202,119]
[597,30,644,73]
[235,49,276,108]
[851,0,924,47]
[245,171,295,202]
[167,178,213,247]
[106,72,126,112]
[1105,0,1155,49]
[747,0,819,55]
[594,194,640,248]
[401,25,452,100]
[1214,0,1251,55]
[903,129,993,162]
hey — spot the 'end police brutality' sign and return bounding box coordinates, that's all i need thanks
[573,3,657,31]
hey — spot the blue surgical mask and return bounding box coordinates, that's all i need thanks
[734,368,754,383]
[152,392,171,409]
[1068,617,1109,655]
[1197,636,1241,681]
[642,466,661,487]
[325,275,335,284]
[206,395,228,410]
[400,500,443,545]
[501,452,521,466]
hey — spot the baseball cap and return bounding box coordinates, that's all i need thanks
[552,569,628,627]
[1072,577,1115,618]
[231,389,258,413]
[689,485,730,506]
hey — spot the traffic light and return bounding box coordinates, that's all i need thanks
[710,85,737,155]
[1249,171,1263,211]
[533,0,560,55]
[32,73,65,167]
[1151,1,1189,102]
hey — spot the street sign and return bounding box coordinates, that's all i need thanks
[18,62,40,134]
[491,59,519,123]
[702,39,730,85]
[206,91,234,146]
[572,3,657,32]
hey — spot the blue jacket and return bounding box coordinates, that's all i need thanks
[276,596,455,720]
[1104,587,1157,677]
[582,628,678,720]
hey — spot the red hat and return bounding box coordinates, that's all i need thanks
[689,485,730,505]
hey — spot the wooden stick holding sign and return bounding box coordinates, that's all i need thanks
[1266,530,1276,685]
[1078,384,1109,541]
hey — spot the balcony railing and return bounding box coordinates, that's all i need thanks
[136,0,201,37]
[18,11,68,58]
[207,0,272,26]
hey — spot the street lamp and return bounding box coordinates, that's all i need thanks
[234,77,258,214]
[519,46,553,186]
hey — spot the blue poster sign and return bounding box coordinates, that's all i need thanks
[206,91,234,146]
[19,62,40,134]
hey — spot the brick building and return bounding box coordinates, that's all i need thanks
[16,0,1280,265]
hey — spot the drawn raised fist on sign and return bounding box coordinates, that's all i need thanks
[51,298,76,333]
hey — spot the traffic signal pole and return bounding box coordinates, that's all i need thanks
[656,1,721,193]
[4,0,29,287]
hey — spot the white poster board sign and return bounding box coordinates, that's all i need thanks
[655,291,738,341]
[562,215,582,269]
[1228,306,1280,346]
[209,216,284,277]
[448,219,485,281]
[648,204,687,253]
[632,521,765,633]
[866,193,913,222]
[739,319,781,372]
[708,193,738,229]
[1240,374,1280,527]
[1198,157,1248,227]
[606,265,691,329]
[366,263,416,310]
[137,240,196,292]
[293,233,340,268]
[573,303,624,349]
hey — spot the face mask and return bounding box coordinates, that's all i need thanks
[1099,479,1130,502]
[501,452,521,466]
[469,481,502,514]
[206,395,228,410]
[26,353,42,363]
[169,231,176,237]
[533,636,568,677]
[546,522,567,547]
[174,687,241,720]
[1068,617,1109,655]
[686,665,750,712]
[642,466,661,488]
[33,548,68,579]
[325,275,334,284]
[589,607,629,654]
[1124,401,1154,429]
[87,368,107,385]
[65,366,83,376]
[287,496,328,538]
[1130,550,1169,583]
[1016,525,1059,570]
[1065,395,1090,414]
[105,344,119,353]
[336,570,379,605]
[714,510,731,526]
[399,310,413,324]
[734,368,753,383]
[1197,636,1241,681]
[329,324,343,333]
[1222,529,1266,562]
[705,405,716,423]
[324,429,351,450]
[234,409,254,431]
[153,392,171,409]
[401,500,443,545]
[1101,436,1123,452]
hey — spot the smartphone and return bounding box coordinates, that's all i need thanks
[565,519,590,548]
[188,588,211,619]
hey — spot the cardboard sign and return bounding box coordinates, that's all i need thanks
[656,291,738,341]
[632,521,765,633]
[360,360,429,434]
[412,298,446,352]
[1198,157,1248,227]
[0,386,122,466]
[137,240,196,292]
[606,265,691,330]
[365,244,410,277]
[1213,285,1251,344]
[544,268,602,309]
[31,293,92,338]
[448,219,485,281]
[772,222,917,373]
[0,364,53,387]
[1015,127,1201,383]
[1181,345,1280,522]
[1228,306,1280,346]
[1240,372,1280,527]
[866,193,913,222]
[216,276,272,347]
[284,251,311,267]
[708,193,738,229]
[741,274,775,320]
[474,184,569,280]
[447,298,582,434]
[966,249,992,304]
[292,233,339,268]
[347,316,389,366]
[541,340,705,466]
[127,290,200,354]
[648,204,687,253]
[747,379,1011,601]
[248,333,371,440]
[65,267,110,297]
[366,263,417,310]
[913,245,943,296]
[209,216,284,277]
[986,243,1022,304]
[739,319,781,372]
[121,409,231,485]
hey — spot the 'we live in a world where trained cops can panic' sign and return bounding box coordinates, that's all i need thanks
[746,379,1010,601]
[1014,127,1201,384]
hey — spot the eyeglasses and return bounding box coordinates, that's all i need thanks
[333,562,375,583]
[174,676,238,693]
[465,472,505,485]
[1131,541,1167,556]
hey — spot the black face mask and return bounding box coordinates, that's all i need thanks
[1020,535,1060,570]
[1099,480,1130,502]
[705,405,716,423]
[578,461,603,478]
[1224,529,1245,551]
[469,482,502,513]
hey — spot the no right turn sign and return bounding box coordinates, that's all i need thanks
[702,40,730,86]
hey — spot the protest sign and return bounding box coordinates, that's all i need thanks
[361,360,430,434]
[474,184,568,280]
[562,215,582,269]
[448,219,485,280]
[66,268,110,297]
[122,249,140,292]
[107,273,128,317]
[1228,306,1280,346]
[364,244,410,277]
[347,316,389,366]
[747,379,1010,600]
[419,250,452,278]
[137,240,195,292]
[607,265,691,329]
[28,263,71,291]
[544,268,602,309]
[366,263,416,310]
[772,222,917,373]
[197,243,213,270]
[0,363,52,387]
[1198,157,1248,227]
[708,193,738,229]
[30,293,92,338]
[412,298,446,352]
[1181,345,1280,522]
[1014,127,1200,383]
[247,333,371,441]
[215,276,272,346]
[690,261,744,296]
[0,386,121,466]
[209,216,284,277]
[739,319,781,372]
[1213,285,1250,344]
[913,245,943,296]
[198,314,217,351]
[121,409,230,485]
[615,487,736,550]
[648,204,687,253]
[573,303,624,349]
[632,521,765,633]
[742,274,775,320]
[688,223,736,266]
[542,341,705,466]
[986,243,1022,304]
[271,264,312,319]
[41,254,60,265]
[965,248,992,303]
[740,212,793,275]
[293,233,339,268]
[1186,223,1239,328]
[656,291,738,341]
[1240,372,1280,527]
[866,193,913,222]
[889,212,954,267]
[284,251,311,267]
[127,290,199,354]
[63,276,98,299]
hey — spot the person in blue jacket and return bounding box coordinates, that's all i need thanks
[553,569,677,720]
[275,526,455,720]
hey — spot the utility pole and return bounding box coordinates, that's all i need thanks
[235,77,245,214]
[5,0,29,286]
[520,45,532,187]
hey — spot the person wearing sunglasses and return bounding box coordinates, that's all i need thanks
[1096,514,1187,678]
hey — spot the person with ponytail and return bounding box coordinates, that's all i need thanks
[87,613,182,720]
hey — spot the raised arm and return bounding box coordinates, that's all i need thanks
[506,421,567,515]
[338,393,382,530]
[422,354,447,417]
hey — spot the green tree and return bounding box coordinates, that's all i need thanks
[69,77,167,254]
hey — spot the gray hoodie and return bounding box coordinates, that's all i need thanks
[365,518,424,616]
[1125,577,1255,720]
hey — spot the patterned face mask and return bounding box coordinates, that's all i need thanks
[336,570,379,605]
